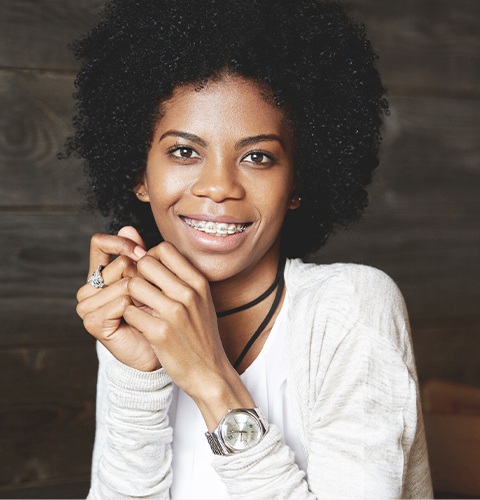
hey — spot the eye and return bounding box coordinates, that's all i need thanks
[242,151,275,165]
[169,146,201,160]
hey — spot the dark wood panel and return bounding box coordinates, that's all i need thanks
[0,481,89,499]
[0,399,94,487]
[0,70,85,207]
[0,212,106,346]
[0,0,103,71]
[0,344,97,488]
[372,95,480,212]
[0,343,97,405]
[412,319,480,386]
[0,0,478,96]
[345,0,480,95]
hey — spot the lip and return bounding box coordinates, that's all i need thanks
[181,214,251,224]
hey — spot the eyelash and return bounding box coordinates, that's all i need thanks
[242,151,276,165]
[166,143,277,166]
[167,144,199,159]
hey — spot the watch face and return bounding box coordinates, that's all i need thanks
[221,410,263,452]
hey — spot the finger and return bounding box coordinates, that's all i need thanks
[77,278,130,318]
[83,294,132,340]
[88,232,147,276]
[123,304,167,344]
[146,241,209,295]
[79,255,138,301]
[84,298,161,372]
[136,255,197,305]
[127,276,181,318]
[117,226,146,249]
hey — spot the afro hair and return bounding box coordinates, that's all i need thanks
[66,0,388,258]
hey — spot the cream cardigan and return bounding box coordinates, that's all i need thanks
[89,259,433,499]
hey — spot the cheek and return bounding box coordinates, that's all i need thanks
[146,165,189,206]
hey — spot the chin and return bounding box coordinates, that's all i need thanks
[190,255,242,283]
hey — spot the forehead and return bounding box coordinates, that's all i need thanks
[156,75,291,137]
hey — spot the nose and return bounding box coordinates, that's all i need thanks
[191,159,245,203]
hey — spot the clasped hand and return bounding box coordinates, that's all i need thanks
[76,226,232,402]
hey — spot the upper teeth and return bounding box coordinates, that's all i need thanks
[184,218,247,236]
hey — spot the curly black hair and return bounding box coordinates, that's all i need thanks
[65,0,388,258]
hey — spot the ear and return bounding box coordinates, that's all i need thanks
[133,174,150,202]
[288,193,302,210]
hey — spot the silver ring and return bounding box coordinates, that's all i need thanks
[88,265,105,289]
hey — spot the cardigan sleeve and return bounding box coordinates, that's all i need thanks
[301,264,433,499]
[88,343,174,499]
[306,326,432,499]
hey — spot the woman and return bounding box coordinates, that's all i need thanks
[70,0,433,497]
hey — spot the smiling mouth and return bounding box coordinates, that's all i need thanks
[182,217,249,237]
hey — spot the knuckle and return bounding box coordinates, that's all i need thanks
[137,255,153,273]
[196,275,209,295]
[117,237,132,256]
[76,286,87,302]
[159,241,175,256]
[122,300,135,319]
[181,287,196,306]
[152,321,168,343]
[90,233,104,248]
[170,301,185,318]
[119,294,132,310]
[76,301,86,319]
[120,276,131,291]
[114,255,130,272]
[127,276,142,295]
[83,311,98,335]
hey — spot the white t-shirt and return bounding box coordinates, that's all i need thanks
[168,295,307,498]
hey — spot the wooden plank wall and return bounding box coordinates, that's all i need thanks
[0,0,478,497]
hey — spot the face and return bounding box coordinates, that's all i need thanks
[137,74,299,282]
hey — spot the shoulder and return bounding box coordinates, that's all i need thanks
[285,258,407,318]
[285,259,412,363]
[285,258,403,304]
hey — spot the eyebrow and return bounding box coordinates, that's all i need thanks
[159,130,207,148]
[235,134,285,150]
[159,130,284,150]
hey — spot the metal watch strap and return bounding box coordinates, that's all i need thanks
[206,431,230,455]
[205,407,268,456]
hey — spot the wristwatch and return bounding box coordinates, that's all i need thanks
[205,407,269,455]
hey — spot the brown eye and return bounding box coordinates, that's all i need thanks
[171,147,200,159]
[243,152,274,165]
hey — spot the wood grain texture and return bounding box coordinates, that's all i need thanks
[0,0,103,71]
[0,70,85,207]
[377,95,480,211]
[0,481,90,499]
[0,345,97,487]
[424,413,480,497]
[0,212,106,346]
[0,0,479,96]
[345,0,480,95]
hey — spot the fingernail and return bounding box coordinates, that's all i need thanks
[134,246,147,258]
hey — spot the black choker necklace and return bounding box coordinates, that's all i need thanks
[216,258,286,370]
